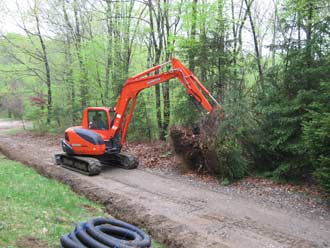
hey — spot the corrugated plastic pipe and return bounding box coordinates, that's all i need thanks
[60,217,151,248]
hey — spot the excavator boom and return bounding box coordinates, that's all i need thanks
[110,57,221,145]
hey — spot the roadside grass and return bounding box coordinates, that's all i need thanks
[0,154,105,247]
[0,155,164,248]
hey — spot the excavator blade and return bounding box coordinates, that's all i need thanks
[55,153,102,176]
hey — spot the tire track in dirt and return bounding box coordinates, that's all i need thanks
[200,213,319,247]
[98,169,326,248]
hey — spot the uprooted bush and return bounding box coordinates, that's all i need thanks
[170,126,216,173]
[170,106,252,180]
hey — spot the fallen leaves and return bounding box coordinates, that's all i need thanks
[123,140,178,170]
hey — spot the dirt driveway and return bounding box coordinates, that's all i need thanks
[0,120,329,248]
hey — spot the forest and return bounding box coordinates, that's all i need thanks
[0,0,329,192]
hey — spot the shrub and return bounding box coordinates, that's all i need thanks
[213,133,249,180]
[211,89,255,180]
[303,83,330,192]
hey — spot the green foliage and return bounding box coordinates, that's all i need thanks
[213,89,254,180]
[271,163,291,180]
[254,55,321,180]
[303,83,330,192]
[214,134,249,180]
[254,19,330,187]
[171,86,202,126]
[127,91,157,141]
[313,166,330,193]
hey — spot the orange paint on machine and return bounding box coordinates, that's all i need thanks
[56,58,223,176]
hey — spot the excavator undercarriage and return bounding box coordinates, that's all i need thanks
[55,152,138,176]
[55,154,102,176]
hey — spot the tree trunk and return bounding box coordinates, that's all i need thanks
[123,0,134,77]
[154,52,163,140]
[231,0,248,86]
[216,0,225,98]
[305,1,313,68]
[200,27,207,82]
[272,0,277,67]
[188,0,198,72]
[73,0,88,108]
[245,0,264,90]
[148,0,165,140]
[161,0,174,140]
[105,0,112,106]
[64,35,76,123]
[35,14,52,124]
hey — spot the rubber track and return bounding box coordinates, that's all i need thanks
[57,154,102,176]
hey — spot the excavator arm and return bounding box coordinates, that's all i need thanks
[109,57,221,145]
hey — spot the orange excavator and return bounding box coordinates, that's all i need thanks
[55,58,221,175]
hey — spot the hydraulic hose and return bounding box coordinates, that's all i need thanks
[60,217,151,248]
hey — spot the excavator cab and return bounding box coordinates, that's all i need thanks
[88,111,108,130]
[82,107,110,130]
[84,107,122,153]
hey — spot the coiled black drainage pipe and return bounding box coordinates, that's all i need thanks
[60,217,151,248]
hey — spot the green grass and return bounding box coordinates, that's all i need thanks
[0,155,106,247]
[0,155,164,247]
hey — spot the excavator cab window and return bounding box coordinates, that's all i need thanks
[88,110,108,130]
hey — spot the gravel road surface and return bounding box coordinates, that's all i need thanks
[0,119,329,248]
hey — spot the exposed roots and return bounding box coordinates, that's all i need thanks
[170,110,222,175]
